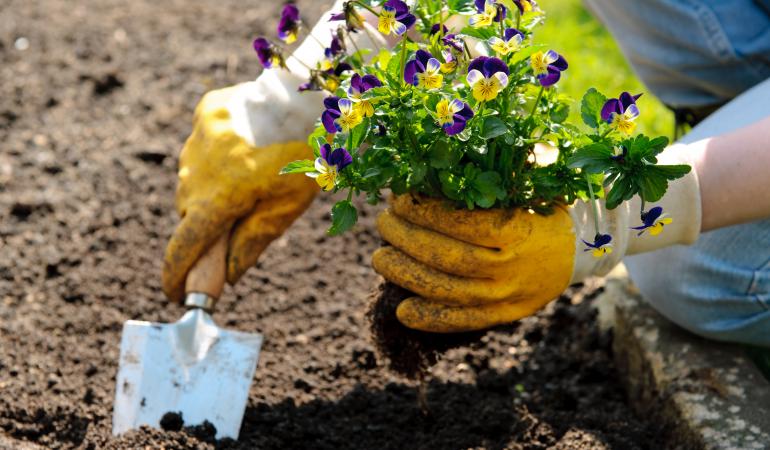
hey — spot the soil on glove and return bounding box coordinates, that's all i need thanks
[1,0,667,448]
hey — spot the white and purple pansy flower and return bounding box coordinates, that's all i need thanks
[466,56,510,101]
[348,73,382,117]
[582,233,613,258]
[442,33,464,52]
[253,37,284,69]
[470,0,506,28]
[631,207,672,236]
[277,4,301,44]
[404,50,443,89]
[435,98,474,135]
[489,28,524,56]
[530,50,568,87]
[306,144,353,191]
[321,97,363,133]
[601,92,642,135]
[378,0,416,36]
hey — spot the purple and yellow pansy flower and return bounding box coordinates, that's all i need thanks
[435,98,474,135]
[253,37,284,69]
[489,28,524,56]
[320,33,345,71]
[306,144,353,191]
[348,73,382,117]
[631,207,672,236]
[378,0,416,36]
[321,97,363,134]
[470,0,506,28]
[601,92,642,135]
[404,50,444,89]
[277,4,301,44]
[582,233,613,258]
[530,50,567,87]
[466,56,510,101]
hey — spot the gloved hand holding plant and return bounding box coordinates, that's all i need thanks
[262,0,699,332]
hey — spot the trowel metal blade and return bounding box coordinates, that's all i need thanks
[112,309,262,440]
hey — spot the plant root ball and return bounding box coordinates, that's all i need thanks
[366,280,487,380]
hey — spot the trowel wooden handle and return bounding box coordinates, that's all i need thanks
[185,233,228,300]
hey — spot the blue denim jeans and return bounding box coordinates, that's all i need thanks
[584,0,770,346]
[583,0,770,109]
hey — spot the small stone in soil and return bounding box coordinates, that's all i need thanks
[159,411,184,432]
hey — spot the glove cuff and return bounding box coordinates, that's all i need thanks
[569,143,702,282]
[227,5,386,148]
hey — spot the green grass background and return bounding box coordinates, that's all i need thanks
[535,0,673,138]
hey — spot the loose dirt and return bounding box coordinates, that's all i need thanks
[0,0,666,448]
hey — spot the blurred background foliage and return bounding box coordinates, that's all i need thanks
[536,0,674,138]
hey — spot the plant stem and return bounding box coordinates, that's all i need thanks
[585,173,601,235]
[528,85,544,118]
[399,37,409,86]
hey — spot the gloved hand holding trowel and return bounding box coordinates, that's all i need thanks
[113,2,386,440]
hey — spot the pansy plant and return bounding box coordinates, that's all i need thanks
[262,1,690,237]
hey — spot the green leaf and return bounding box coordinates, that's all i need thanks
[580,88,607,129]
[307,124,327,155]
[473,171,506,197]
[509,44,546,65]
[566,142,613,173]
[439,170,464,201]
[481,117,508,139]
[327,200,358,236]
[429,140,462,169]
[460,26,496,41]
[605,175,634,210]
[408,161,428,185]
[550,102,570,124]
[349,118,370,150]
[636,164,691,202]
[520,11,546,29]
[280,159,316,175]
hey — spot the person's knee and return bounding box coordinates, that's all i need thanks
[625,248,770,346]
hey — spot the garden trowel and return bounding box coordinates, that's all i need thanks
[112,234,262,440]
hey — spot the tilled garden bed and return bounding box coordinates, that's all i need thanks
[1,0,665,448]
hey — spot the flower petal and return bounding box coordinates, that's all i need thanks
[322,110,340,133]
[466,69,484,86]
[444,116,467,135]
[493,71,509,89]
[483,56,509,77]
[425,58,441,74]
[338,98,353,114]
[449,98,465,113]
[538,67,561,86]
[625,104,640,119]
[403,60,419,85]
[468,56,487,74]
[601,99,621,122]
[392,20,408,35]
[319,143,332,162]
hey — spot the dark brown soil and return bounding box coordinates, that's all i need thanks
[0,0,665,448]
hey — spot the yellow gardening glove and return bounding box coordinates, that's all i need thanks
[373,156,701,332]
[161,85,318,303]
[372,194,576,333]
